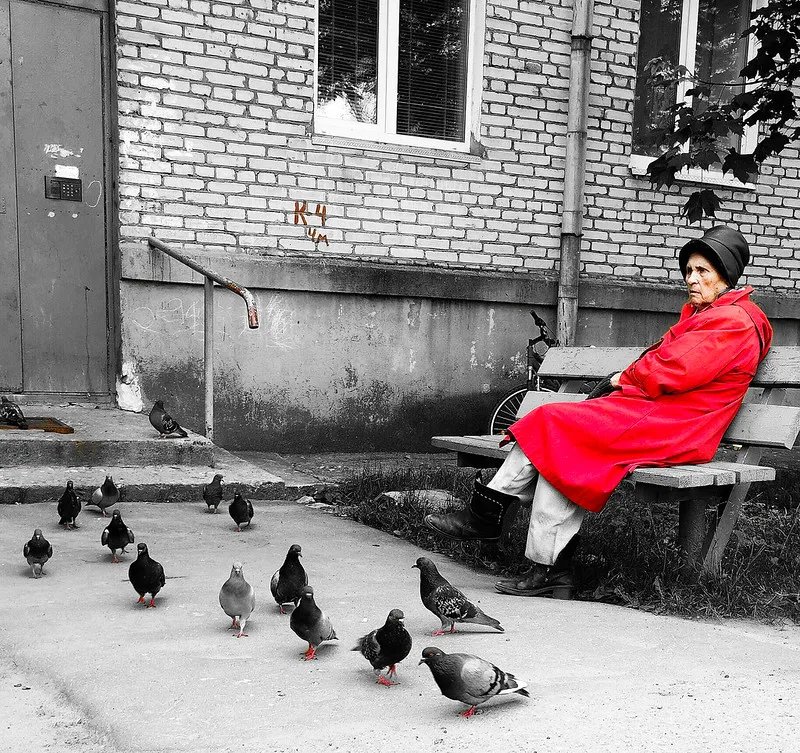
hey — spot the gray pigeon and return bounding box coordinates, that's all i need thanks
[0,396,28,429]
[413,557,503,635]
[149,400,188,438]
[270,544,307,614]
[219,562,256,638]
[101,510,135,563]
[419,646,529,717]
[128,543,166,607]
[23,529,52,578]
[352,608,413,686]
[203,474,224,513]
[88,475,119,517]
[289,585,337,660]
[57,480,81,529]
[229,492,254,532]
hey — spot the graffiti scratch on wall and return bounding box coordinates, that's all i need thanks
[293,201,329,247]
[129,294,299,350]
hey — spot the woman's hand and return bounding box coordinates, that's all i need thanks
[609,372,622,388]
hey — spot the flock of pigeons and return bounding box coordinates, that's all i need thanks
[16,399,530,718]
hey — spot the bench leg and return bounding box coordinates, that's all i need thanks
[677,499,706,574]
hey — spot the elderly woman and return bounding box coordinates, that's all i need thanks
[426,226,773,599]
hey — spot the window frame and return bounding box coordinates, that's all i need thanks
[630,0,762,183]
[313,0,485,153]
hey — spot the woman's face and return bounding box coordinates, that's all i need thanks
[685,252,728,307]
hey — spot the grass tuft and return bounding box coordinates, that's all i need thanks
[333,464,800,624]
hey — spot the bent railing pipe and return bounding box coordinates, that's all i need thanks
[148,236,260,442]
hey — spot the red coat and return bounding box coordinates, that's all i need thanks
[508,288,773,512]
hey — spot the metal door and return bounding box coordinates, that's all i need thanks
[0,0,111,396]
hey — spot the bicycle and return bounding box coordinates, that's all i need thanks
[487,309,560,435]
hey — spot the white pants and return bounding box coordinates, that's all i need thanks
[487,443,585,566]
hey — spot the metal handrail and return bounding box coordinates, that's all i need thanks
[148,236,259,442]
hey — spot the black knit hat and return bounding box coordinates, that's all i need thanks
[678,226,750,287]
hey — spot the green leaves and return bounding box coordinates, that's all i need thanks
[681,190,723,223]
[644,0,800,222]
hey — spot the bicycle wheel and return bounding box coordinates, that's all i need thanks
[487,383,557,435]
[487,386,528,435]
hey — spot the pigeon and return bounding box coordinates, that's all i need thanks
[270,544,307,614]
[149,400,188,438]
[0,396,28,429]
[352,608,413,686]
[290,585,337,660]
[203,473,224,513]
[128,543,166,607]
[88,475,120,517]
[23,529,52,578]
[412,557,503,636]
[219,562,256,638]
[101,509,135,563]
[57,480,81,529]
[229,492,254,532]
[419,646,529,717]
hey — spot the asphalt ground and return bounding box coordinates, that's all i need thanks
[3,497,800,753]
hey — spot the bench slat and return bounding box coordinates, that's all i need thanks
[537,346,800,387]
[703,460,775,483]
[723,403,800,448]
[537,347,641,380]
[631,464,736,488]
[431,435,507,460]
[513,391,800,449]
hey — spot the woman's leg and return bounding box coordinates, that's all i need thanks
[494,475,585,599]
[485,443,538,504]
[424,443,538,541]
[524,475,585,565]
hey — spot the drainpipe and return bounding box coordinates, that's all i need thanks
[556,0,595,346]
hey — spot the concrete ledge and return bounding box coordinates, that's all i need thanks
[0,404,214,467]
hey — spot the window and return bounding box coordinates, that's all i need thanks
[632,0,754,158]
[315,0,476,150]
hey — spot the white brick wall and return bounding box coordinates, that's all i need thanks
[116,0,800,288]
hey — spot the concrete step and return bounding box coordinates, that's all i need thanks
[0,404,213,467]
[0,447,294,505]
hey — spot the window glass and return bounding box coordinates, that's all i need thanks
[632,0,751,157]
[317,0,379,124]
[632,0,682,156]
[396,0,469,141]
[694,0,750,149]
[316,0,472,147]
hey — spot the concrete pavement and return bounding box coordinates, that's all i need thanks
[3,498,800,753]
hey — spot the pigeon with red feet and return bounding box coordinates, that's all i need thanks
[290,586,337,660]
[229,492,254,532]
[148,400,188,439]
[23,529,52,578]
[203,474,224,513]
[88,475,119,517]
[270,544,307,614]
[57,480,81,530]
[128,543,165,607]
[219,562,256,637]
[413,557,503,636]
[101,510,135,563]
[419,646,529,717]
[352,608,412,686]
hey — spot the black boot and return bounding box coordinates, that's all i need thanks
[494,535,580,599]
[424,474,519,542]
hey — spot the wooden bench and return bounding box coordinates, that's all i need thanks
[433,345,800,575]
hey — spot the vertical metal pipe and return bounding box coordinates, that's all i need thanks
[556,0,595,346]
[204,277,214,442]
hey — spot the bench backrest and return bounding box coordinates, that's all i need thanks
[518,345,800,450]
[536,345,800,388]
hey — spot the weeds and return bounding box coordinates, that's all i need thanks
[332,464,800,624]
